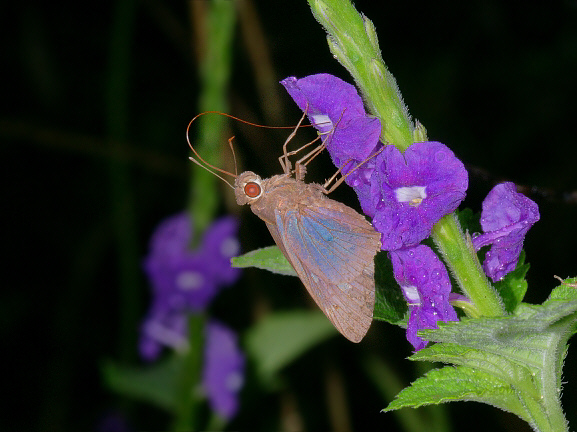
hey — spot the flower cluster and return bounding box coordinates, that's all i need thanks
[282,73,538,350]
[139,212,244,419]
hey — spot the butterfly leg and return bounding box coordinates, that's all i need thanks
[322,145,386,194]
[293,140,327,181]
[279,107,310,175]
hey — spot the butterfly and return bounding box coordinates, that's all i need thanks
[188,112,382,342]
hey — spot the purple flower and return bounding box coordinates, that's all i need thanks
[372,142,468,250]
[203,320,245,420]
[139,314,245,419]
[280,74,381,164]
[139,212,242,360]
[389,245,458,351]
[281,74,382,216]
[201,216,242,285]
[143,213,242,313]
[144,243,219,312]
[147,212,193,259]
[472,182,539,282]
[139,305,188,361]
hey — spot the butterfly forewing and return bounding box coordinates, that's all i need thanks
[273,201,380,342]
[294,208,378,283]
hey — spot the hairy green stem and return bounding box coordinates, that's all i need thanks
[431,215,504,317]
[307,0,413,150]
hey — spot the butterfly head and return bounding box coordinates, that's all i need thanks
[234,171,264,205]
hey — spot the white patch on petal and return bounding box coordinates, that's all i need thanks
[311,114,332,130]
[220,237,240,257]
[176,271,204,291]
[145,321,189,351]
[226,371,244,392]
[401,285,421,305]
[395,186,427,206]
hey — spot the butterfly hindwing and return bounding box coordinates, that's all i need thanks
[272,201,380,342]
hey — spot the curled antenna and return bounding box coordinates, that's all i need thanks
[186,111,312,188]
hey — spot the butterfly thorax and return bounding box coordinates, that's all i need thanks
[234,171,327,225]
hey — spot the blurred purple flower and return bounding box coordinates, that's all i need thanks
[147,212,193,259]
[201,216,242,285]
[372,142,468,251]
[139,305,188,361]
[139,212,242,361]
[144,251,218,312]
[472,182,539,282]
[203,320,245,420]
[389,245,458,351]
[139,314,245,419]
[281,74,382,216]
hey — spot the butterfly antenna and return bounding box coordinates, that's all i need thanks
[188,156,235,189]
[228,136,238,176]
[187,111,312,181]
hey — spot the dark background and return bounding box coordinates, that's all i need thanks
[2,0,577,431]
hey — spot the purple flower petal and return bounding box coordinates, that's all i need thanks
[389,245,458,351]
[372,142,468,250]
[201,216,242,286]
[148,212,193,258]
[203,320,245,420]
[142,213,243,317]
[281,74,382,215]
[472,182,539,281]
[143,250,218,312]
[138,306,188,361]
[342,154,379,218]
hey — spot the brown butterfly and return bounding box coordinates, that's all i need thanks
[188,112,381,342]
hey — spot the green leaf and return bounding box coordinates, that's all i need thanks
[373,251,407,325]
[245,310,337,384]
[385,366,530,422]
[386,287,577,432]
[231,246,297,276]
[102,355,183,413]
[493,251,529,313]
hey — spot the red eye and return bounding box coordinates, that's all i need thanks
[244,181,261,198]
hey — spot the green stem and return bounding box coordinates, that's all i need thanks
[187,0,236,239]
[172,314,206,432]
[431,214,504,317]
